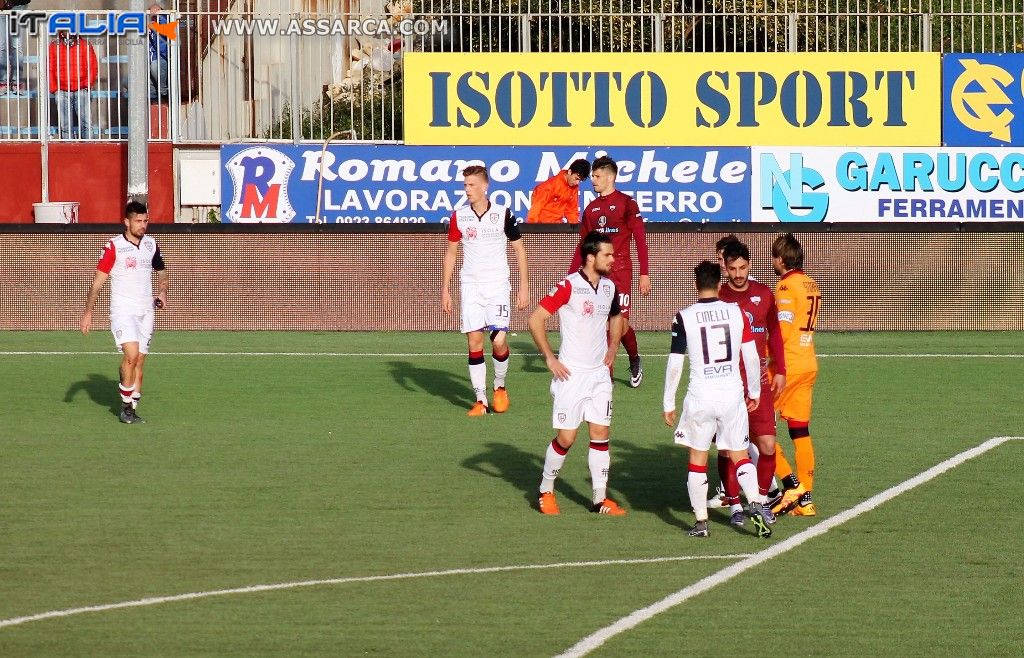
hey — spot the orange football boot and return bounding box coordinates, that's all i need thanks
[492,387,510,413]
[592,498,627,515]
[467,401,489,416]
[539,491,560,515]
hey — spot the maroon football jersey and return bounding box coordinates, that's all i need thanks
[718,279,786,375]
[568,190,649,279]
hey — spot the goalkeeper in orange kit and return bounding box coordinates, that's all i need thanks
[769,233,821,516]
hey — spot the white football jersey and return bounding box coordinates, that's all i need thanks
[539,270,620,371]
[448,202,521,284]
[663,297,761,411]
[96,234,165,315]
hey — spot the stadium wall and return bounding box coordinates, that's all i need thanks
[0,144,175,224]
[1,224,1021,332]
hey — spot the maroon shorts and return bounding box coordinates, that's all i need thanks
[748,378,777,438]
[608,272,633,319]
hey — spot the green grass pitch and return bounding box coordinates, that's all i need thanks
[1,331,1022,656]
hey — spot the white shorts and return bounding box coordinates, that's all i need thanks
[111,310,155,354]
[673,392,750,452]
[550,366,613,430]
[461,281,511,334]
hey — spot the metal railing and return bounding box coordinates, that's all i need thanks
[1,1,1022,144]
[0,9,173,142]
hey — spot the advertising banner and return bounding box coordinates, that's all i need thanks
[943,53,1024,146]
[404,52,941,146]
[220,144,752,224]
[752,147,1024,222]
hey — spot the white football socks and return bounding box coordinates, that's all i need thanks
[588,440,610,504]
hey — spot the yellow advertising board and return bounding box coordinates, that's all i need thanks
[403,52,940,146]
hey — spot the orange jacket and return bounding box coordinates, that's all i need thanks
[49,39,99,93]
[527,172,580,224]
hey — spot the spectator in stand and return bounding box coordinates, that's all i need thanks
[0,0,32,96]
[149,1,170,101]
[50,30,98,139]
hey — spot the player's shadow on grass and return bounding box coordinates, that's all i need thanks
[64,373,121,417]
[613,440,758,535]
[387,361,475,409]
[509,338,548,374]
[462,441,592,511]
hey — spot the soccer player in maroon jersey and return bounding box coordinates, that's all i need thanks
[714,240,787,524]
[568,156,651,388]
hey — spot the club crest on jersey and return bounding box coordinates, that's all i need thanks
[558,413,567,423]
[466,226,478,240]
[609,205,617,211]
[489,212,499,224]
[582,300,595,316]
[601,284,611,295]
[751,295,761,305]
[144,242,153,252]
[126,256,138,270]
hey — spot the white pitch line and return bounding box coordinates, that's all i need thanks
[1,351,1022,358]
[555,436,1024,658]
[0,553,751,630]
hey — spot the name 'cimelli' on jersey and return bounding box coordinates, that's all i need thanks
[663,298,762,411]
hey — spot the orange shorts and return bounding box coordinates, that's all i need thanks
[774,370,816,423]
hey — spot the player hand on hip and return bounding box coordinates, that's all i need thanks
[746,397,760,412]
[638,274,652,296]
[663,410,676,427]
[441,288,453,315]
[545,354,571,381]
[771,373,786,395]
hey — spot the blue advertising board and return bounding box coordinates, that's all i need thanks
[220,145,751,223]
[943,54,1024,146]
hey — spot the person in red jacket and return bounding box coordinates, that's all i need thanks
[526,158,591,224]
[49,30,98,139]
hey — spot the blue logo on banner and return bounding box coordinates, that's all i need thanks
[758,153,829,222]
[944,54,1024,146]
[220,145,752,224]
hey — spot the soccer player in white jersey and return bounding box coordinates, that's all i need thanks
[529,231,627,516]
[80,201,168,424]
[442,165,530,416]
[663,260,772,538]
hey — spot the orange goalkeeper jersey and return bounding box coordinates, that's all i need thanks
[774,269,820,374]
[527,172,580,224]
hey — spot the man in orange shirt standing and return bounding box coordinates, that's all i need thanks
[770,233,821,517]
[526,159,591,224]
